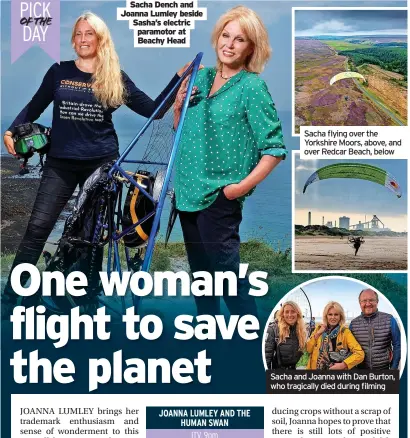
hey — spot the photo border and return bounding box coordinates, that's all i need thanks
[291,150,408,274]
[291,6,408,137]
[262,274,408,377]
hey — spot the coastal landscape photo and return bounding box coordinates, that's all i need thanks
[293,154,408,271]
[294,8,407,133]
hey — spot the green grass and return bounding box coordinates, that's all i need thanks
[1,251,46,275]
[1,241,406,313]
[322,40,372,51]
[154,241,187,258]
[240,239,291,276]
[151,240,293,277]
[389,47,407,55]
[0,168,14,177]
[0,252,15,269]
[0,242,186,276]
[150,242,185,271]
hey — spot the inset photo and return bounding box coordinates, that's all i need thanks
[293,7,407,134]
[292,153,407,272]
[263,276,406,375]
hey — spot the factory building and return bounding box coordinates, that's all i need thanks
[350,215,391,232]
[339,216,350,229]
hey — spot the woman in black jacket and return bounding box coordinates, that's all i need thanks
[265,301,307,369]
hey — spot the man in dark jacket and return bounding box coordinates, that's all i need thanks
[350,289,401,370]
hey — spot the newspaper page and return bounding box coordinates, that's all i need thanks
[1,0,407,437]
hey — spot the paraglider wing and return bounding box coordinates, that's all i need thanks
[302,171,320,194]
[330,72,366,86]
[385,173,402,198]
[303,163,402,198]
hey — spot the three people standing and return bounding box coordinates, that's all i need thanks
[265,290,401,371]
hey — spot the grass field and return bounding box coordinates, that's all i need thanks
[294,38,406,129]
[389,47,408,55]
[1,241,407,316]
[321,40,373,51]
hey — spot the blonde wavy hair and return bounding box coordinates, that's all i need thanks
[277,301,307,350]
[72,12,125,108]
[211,6,271,74]
[322,301,346,327]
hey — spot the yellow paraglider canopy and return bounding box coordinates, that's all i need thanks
[330,72,366,86]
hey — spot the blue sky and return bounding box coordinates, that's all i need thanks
[1,0,302,248]
[294,156,408,231]
[295,9,407,37]
[1,0,295,132]
[1,0,407,243]
[2,0,406,136]
[279,277,401,319]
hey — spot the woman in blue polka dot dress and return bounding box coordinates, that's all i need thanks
[174,6,287,315]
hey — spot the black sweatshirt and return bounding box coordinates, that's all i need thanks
[9,61,179,160]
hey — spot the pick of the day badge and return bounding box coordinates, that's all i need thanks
[11,0,60,63]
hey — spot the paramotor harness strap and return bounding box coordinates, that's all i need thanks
[129,173,150,241]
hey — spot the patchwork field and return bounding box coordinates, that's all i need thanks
[322,40,373,51]
[294,38,407,132]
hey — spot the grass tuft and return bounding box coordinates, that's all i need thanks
[1,241,406,315]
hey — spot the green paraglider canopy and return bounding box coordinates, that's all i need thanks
[303,163,402,198]
[330,72,366,86]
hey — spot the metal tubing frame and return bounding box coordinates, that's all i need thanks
[140,55,203,272]
[105,53,203,311]
[108,52,203,175]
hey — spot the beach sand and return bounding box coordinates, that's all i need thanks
[294,235,407,271]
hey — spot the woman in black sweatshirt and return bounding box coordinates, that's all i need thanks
[2,11,187,312]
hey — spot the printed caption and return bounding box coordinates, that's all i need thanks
[300,127,407,159]
[269,399,397,438]
[267,370,399,394]
[117,0,207,47]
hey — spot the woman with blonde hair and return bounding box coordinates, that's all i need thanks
[307,301,364,370]
[2,12,188,310]
[174,6,287,316]
[265,302,307,369]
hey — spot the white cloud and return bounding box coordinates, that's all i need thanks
[295,164,316,172]
[296,19,407,37]
[310,20,354,34]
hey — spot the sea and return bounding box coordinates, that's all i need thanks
[2,111,297,250]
